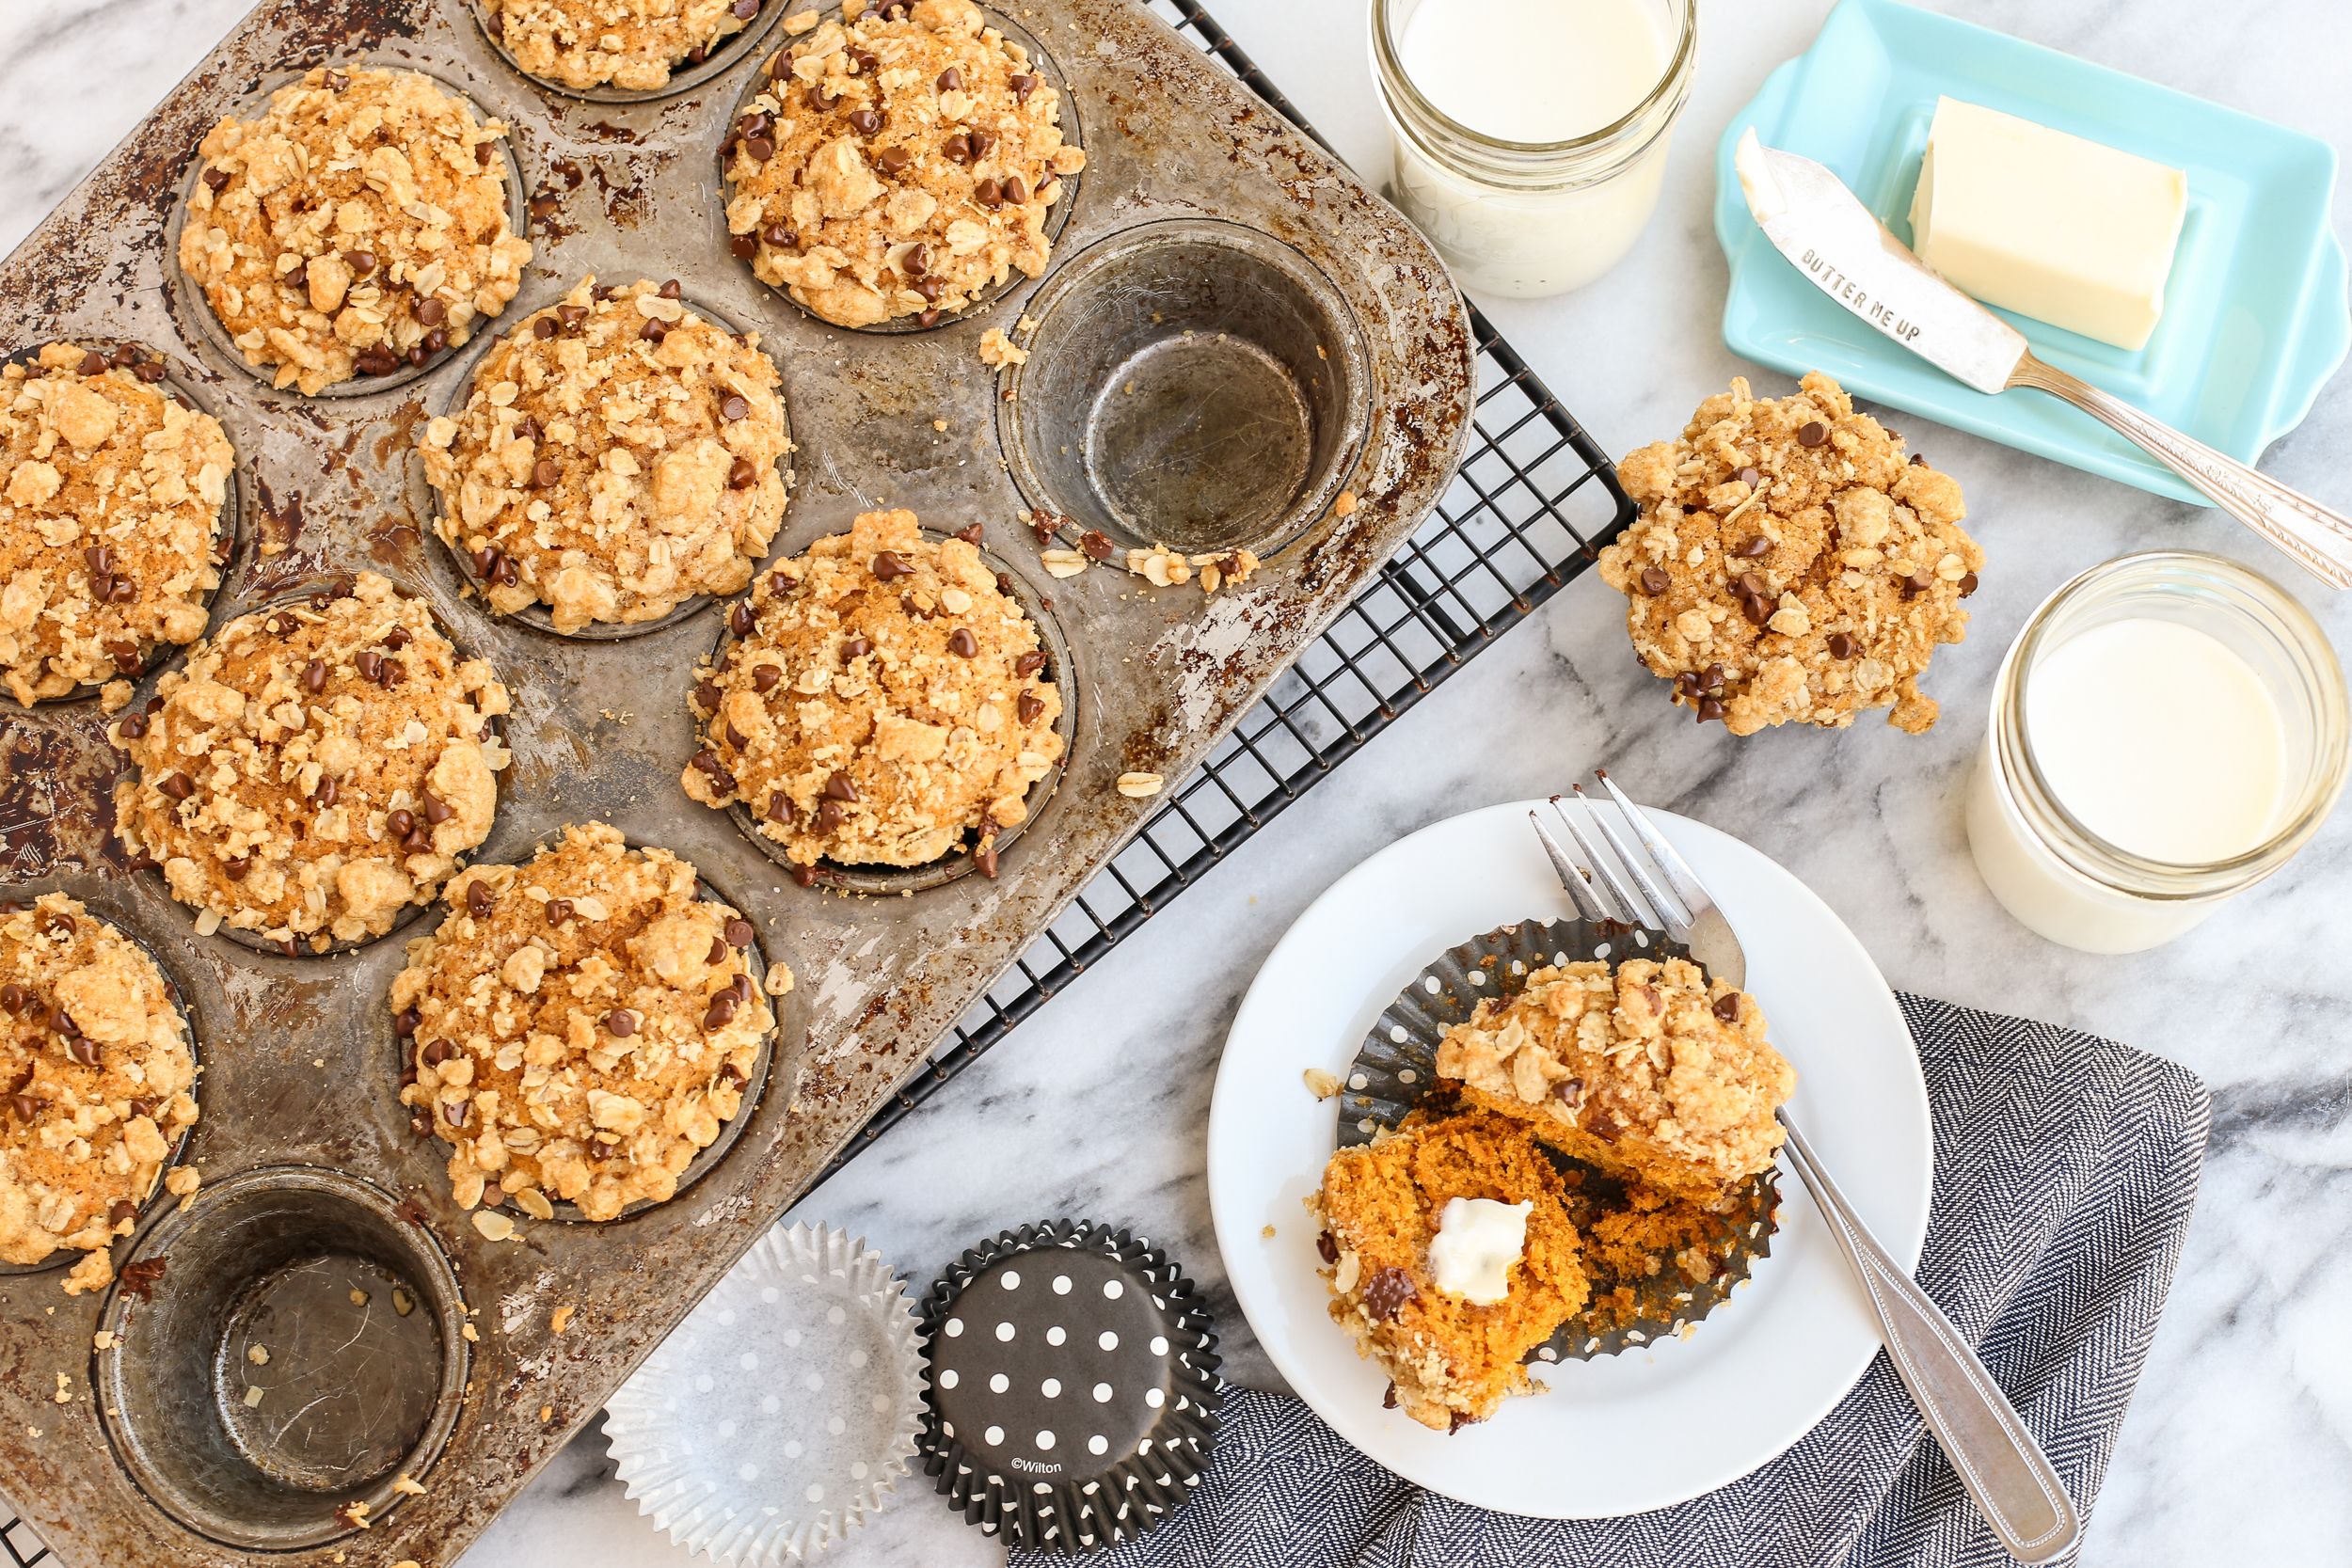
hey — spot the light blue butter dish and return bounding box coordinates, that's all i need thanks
[1715,0,2349,505]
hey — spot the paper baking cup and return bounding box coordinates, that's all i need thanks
[1340,917,1781,1361]
[918,1219,1221,1553]
[605,1224,923,1562]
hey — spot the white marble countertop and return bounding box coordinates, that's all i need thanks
[5,0,2349,1563]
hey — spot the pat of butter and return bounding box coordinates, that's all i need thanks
[1908,97,2186,352]
[1427,1196,1532,1307]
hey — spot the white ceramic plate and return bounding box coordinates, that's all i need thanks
[1206,800,1933,1518]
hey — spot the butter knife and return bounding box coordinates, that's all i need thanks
[1734,129,2352,590]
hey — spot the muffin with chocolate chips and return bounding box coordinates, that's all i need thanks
[179,65,532,394]
[391,822,785,1225]
[1597,372,1983,736]
[681,507,1063,873]
[722,0,1087,327]
[0,343,234,707]
[0,895,201,1296]
[420,276,793,632]
[484,0,767,93]
[112,573,512,953]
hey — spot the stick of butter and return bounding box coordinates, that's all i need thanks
[1908,97,2187,352]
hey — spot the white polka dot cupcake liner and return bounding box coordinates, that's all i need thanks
[918,1218,1221,1554]
[603,1223,924,1562]
[1343,916,1781,1360]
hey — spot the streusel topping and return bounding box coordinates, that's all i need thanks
[180,65,532,395]
[485,0,763,92]
[0,344,233,706]
[683,508,1063,870]
[1597,372,1982,736]
[421,277,792,632]
[112,573,511,952]
[0,895,201,1295]
[1310,1110,1588,1432]
[391,822,784,1224]
[722,0,1087,327]
[1436,958,1794,1200]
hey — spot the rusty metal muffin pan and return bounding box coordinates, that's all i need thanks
[0,0,1476,1561]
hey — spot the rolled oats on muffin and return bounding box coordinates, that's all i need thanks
[1597,372,1982,736]
[1436,957,1795,1202]
[722,0,1087,327]
[0,343,233,706]
[179,65,532,395]
[0,895,201,1295]
[681,507,1063,871]
[392,822,784,1224]
[484,0,765,92]
[421,277,793,632]
[112,573,511,953]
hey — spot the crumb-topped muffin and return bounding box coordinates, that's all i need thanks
[1,895,201,1295]
[0,344,233,707]
[722,0,1087,327]
[682,508,1063,871]
[1309,1110,1588,1431]
[485,0,765,92]
[420,277,792,632]
[112,573,511,953]
[391,822,786,1225]
[180,65,532,395]
[1436,958,1794,1200]
[1597,372,1982,736]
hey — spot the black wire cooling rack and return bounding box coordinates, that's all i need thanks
[0,3,1629,1557]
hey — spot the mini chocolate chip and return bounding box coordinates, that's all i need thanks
[1900,570,1933,599]
[936,66,962,91]
[547,898,574,926]
[1909,452,1929,467]
[823,772,859,802]
[158,771,195,800]
[129,1097,159,1121]
[1959,572,1980,597]
[344,249,377,277]
[848,109,882,136]
[817,798,845,832]
[107,1199,137,1228]
[532,458,559,489]
[1002,176,1028,205]
[1080,531,1115,562]
[721,394,748,421]
[586,1136,617,1161]
[421,791,453,825]
[68,1037,101,1068]
[603,1009,636,1037]
[1554,1076,1584,1105]
[1712,992,1742,1023]
[85,545,112,576]
[660,278,683,299]
[0,985,20,1014]
[974,833,999,878]
[421,1037,455,1067]
[947,627,978,657]
[729,601,755,637]
[10,1094,40,1123]
[1009,71,1038,102]
[944,132,973,164]
[418,298,447,326]
[1638,566,1671,595]
[302,658,327,693]
[385,626,411,651]
[1360,1267,1417,1322]
[744,135,776,161]
[388,808,415,838]
[119,715,150,742]
[762,222,795,247]
[731,233,758,260]
[911,276,943,303]
[311,778,337,809]
[753,663,784,691]
[954,521,983,546]
[532,316,559,341]
[975,177,1003,209]
[1797,420,1828,448]
[356,650,385,684]
[1827,631,1857,659]
[1696,695,1727,723]
[443,1099,470,1128]
[724,722,748,751]
[728,456,758,489]
[466,882,494,918]
[703,995,737,1030]
[1315,1230,1339,1264]
[871,550,910,580]
[1014,650,1047,678]
[1016,690,1044,725]
[718,1061,748,1088]
[916,309,942,327]
[723,917,755,949]
[202,168,231,193]
[707,935,728,966]
[1736,535,1772,559]
[767,791,795,825]
[969,130,995,160]
[903,243,931,279]
[558,304,588,327]
[356,350,399,375]
[878,146,911,174]
[394,1007,421,1037]
[640,318,669,343]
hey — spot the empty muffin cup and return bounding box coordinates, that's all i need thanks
[998,219,1371,559]
[95,1165,470,1551]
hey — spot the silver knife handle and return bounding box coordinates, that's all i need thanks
[2008,353,2352,590]
[1778,1115,2081,1563]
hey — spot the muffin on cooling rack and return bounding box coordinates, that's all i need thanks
[722,0,1087,327]
[1309,1109,1590,1432]
[0,894,201,1295]
[0,343,232,706]
[1597,372,1982,736]
[392,822,785,1226]
[420,276,792,632]
[111,573,512,953]
[484,0,768,92]
[681,508,1063,875]
[1435,956,1795,1201]
[179,65,532,394]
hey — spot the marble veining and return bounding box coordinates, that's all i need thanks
[3,0,2348,1562]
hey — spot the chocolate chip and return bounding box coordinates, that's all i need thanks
[558,304,588,328]
[1009,71,1038,102]
[730,233,758,260]
[718,1060,748,1089]
[728,456,757,489]
[878,146,911,175]
[1315,1230,1338,1264]
[129,1097,158,1121]
[975,177,1003,210]
[356,650,384,684]
[1002,176,1028,205]
[1079,531,1115,562]
[1712,992,1742,1023]
[1016,690,1044,725]
[729,601,755,637]
[1696,696,1726,722]
[1360,1267,1417,1322]
[302,658,327,693]
[403,827,432,854]
[722,917,754,950]
[157,771,195,800]
[753,663,784,692]
[660,278,684,300]
[85,545,112,577]
[417,298,447,327]
[1796,421,1828,448]
[1899,570,1933,600]
[136,361,167,383]
[443,1099,470,1128]
[356,350,399,376]
[1014,650,1047,678]
[532,316,559,341]
[1959,572,1979,597]
[724,722,748,751]
[388,808,415,839]
[944,132,973,165]
[0,984,20,1014]
[692,678,722,715]
[767,791,796,825]
[421,791,452,825]
[1827,631,1856,659]
[707,934,728,967]
[586,1135,617,1161]
[9,1094,40,1123]
[903,243,931,279]
[974,833,999,878]
[969,130,996,160]
[721,394,749,421]
[421,1038,454,1067]
[762,222,796,247]
[703,995,737,1029]
[1909,452,1929,467]
[1702,662,1726,691]
[344,249,377,277]
[916,308,942,327]
[640,318,669,343]
[1381,1383,1398,1410]
[816,798,845,832]
[547,898,574,926]
[68,1037,101,1068]
[107,1199,137,1228]
[603,1009,636,1037]
[847,109,882,136]
[955,522,983,546]
[823,772,858,802]
[937,67,962,91]
[394,1007,421,1038]
[311,778,337,809]
[1554,1076,1584,1105]
[947,627,978,657]
[743,135,776,161]
[1638,566,1671,595]
[732,0,760,16]
[871,550,910,580]
[466,882,494,918]
[202,168,231,193]
[385,626,411,652]
[1736,535,1772,559]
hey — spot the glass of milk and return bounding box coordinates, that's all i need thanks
[1966,552,2348,954]
[1369,0,1696,297]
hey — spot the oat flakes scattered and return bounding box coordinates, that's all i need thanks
[485,0,761,92]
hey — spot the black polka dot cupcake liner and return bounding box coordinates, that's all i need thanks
[917,1219,1221,1554]
[1340,916,1782,1362]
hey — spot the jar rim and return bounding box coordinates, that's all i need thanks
[1993,549,2349,899]
[1370,0,1697,162]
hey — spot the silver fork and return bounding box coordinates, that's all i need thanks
[1532,777,2080,1565]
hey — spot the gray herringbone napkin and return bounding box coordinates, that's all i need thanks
[1022,996,2209,1568]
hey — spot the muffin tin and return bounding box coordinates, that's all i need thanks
[0,0,1475,1562]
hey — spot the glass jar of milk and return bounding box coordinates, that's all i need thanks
[1966,552,2348,954]
[1370,0,1696,297]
